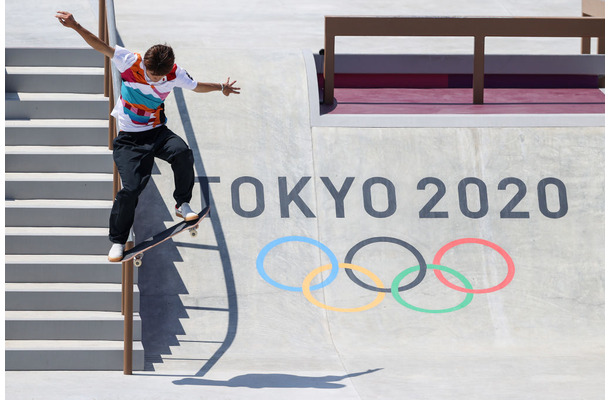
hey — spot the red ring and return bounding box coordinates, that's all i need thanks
[432,238,514,294]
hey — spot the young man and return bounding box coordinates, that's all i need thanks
[55,11,240,262]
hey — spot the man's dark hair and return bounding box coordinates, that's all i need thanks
[143,44,175,76]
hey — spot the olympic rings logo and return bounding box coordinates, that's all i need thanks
[256,236,515,313]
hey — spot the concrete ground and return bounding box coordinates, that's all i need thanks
[5,1,605,399]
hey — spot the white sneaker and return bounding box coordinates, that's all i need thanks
[175,202,198,221]
[108,243,125,262]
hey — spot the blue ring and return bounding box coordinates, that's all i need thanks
[256,236,340,292]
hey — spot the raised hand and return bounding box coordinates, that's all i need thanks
[55,11,78,29]
[221,77,241,96]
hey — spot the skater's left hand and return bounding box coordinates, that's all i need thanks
[221,77,240,96]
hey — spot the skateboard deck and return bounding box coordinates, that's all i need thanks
[121,206,210,267]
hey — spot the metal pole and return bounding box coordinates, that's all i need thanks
[98,0,104,42]
[473,35,486,104]
[582,37,592,54]
[108,83,115,150]
[100,1,110,98]
[121,262,125,315]
[123,240,134,375]
[581,11,592,55]
[323,18,335,105]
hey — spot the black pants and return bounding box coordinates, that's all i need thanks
[109,125,194,244]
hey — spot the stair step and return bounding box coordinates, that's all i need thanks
[5,48,105,67]
[5,227,109,255]
[5,66,104,93]
[5,119,109,146]
[5,340,144,371]
[5,311,142,341]
[5,283,139,312]
[4,47,143,373]
[6,92,109,120]
[5,199,112,227]
[6,146,112,173]
[5,254,130,284]
[5,66,104,74]
[6,172,114,200]
[6,145,110,153]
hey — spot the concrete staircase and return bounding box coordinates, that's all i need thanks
[5,48,144,371]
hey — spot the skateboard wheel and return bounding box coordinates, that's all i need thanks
[189,228,198,237]
[134,254,143,267]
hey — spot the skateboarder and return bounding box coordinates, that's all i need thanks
[55,11,240,262]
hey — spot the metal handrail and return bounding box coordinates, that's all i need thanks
[323,16,605,105]
[100,0,122,196]
[582,0,605,53]
[100,0,135,376]
[103,2,121,154]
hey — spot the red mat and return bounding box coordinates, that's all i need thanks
[324,88,605,115]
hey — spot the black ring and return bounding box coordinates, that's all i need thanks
[344,237,427,293]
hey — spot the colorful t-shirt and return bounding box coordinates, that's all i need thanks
[110,45,197,132]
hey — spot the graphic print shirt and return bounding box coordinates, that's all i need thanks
[110,45,197,132]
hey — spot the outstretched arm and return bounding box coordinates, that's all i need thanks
[194,77,240,96]
[55,11,115,59]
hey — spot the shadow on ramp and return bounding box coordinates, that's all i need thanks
[174,88,239,378]
[134,176,189,371]
[172,368,382,389]
[136,88,237,375]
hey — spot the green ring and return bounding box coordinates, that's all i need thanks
[391,264,474,313]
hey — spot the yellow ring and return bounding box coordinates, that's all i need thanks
[302,263,386,313]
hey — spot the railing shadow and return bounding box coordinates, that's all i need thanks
[172,368,383,389]
[136,89,238,375]
[173,87,238,377]
[134,170,190,371]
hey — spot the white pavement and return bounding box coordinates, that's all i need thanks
[5,1,605,399]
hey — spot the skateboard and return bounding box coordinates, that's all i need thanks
[121,206,210,267]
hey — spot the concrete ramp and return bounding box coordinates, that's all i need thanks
[127,49,603,398]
